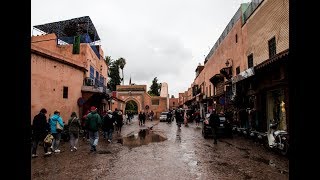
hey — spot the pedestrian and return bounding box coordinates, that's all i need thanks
[209,109,220,144]
[116,111,124,133]
[175,108,184,130]
[68,112,81,152]
[31,108,52,157]
[102,110,115,143]
[85,106,102,152]
[194,110,201,127]
[49,110,64,153]
[142,111,146,126]
[150,110,154,121]
[138,111,143,126]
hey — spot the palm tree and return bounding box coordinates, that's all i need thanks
[117,57,126,85]
[105,56,112,66]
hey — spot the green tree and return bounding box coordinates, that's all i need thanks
[148,77,161,96]
[108,60,121,91]
[117,57,126,85]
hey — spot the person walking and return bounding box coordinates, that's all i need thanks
[209,109,220,144]
[49,110,64,153]
[116,111,124,133]
[31,108,52,157]
[175,108,184,130]
[102,110,115,143]
[85,106,102,152]
[68,112,81,152]
[138,111,143,126]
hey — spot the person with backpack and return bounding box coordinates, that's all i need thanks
[68,112,81,152]
[31,108,52,157]
[85,106,102,152]
[49,110,64,153]
[102,110,115,143]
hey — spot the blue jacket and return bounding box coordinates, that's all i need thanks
[50,114,64,133]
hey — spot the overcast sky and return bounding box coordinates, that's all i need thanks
[32,0,249,97]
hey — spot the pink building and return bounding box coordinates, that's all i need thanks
[31,16,109,122]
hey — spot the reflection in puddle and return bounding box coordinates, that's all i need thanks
[121,129,167,147]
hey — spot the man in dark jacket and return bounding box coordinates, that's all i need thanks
[32,108,51,157]
[102,110,115,143]
[209,109,220,144]
[85,106,102,152]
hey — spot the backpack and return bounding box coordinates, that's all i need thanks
[44,134,54,146]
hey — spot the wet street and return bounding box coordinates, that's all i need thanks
[32,117,289,180]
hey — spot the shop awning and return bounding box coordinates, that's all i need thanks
[231,67,254,84]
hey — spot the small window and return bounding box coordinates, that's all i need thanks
[152,99,160,105]
[236,66,240,75]
[173,102,175,106]
[268,36,276,58]
[247,54,253,68]
[209,85,212,97]
[214,86,217,96]
[63,86,68,99]
[235,34,238,43]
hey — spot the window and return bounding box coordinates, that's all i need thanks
[214,86,217,96]
[268,36,276,58]
[173,102,175,106]
[247,54,253,68]
[90,66,94,79]
[63,86,68,99]
[235,34,238,43]
[209,85,211,97]
[152,99,160,105]
[236,66,240,75]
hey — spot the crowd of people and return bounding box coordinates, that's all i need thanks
[31,106,220,158]
[31,106,133,157]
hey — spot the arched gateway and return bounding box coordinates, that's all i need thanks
[111,84,169,119]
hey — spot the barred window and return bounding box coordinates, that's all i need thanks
[248,54,253,68]
[236,66,240,75]
[63,86,68,99]
[268,37,276,58]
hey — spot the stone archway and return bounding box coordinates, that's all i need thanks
[124,97,141,115]
[125,100,138,115]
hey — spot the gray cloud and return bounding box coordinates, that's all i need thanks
[32,0,249,97]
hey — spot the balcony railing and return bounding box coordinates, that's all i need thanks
[83,77,109,93]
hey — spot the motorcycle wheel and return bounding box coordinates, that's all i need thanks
[280,141,289,156]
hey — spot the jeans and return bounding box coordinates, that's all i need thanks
[69,132,79,148]
[32,132,48,154]
[52,133,61,150]
[89,131,99,149]
[104,129,113,140]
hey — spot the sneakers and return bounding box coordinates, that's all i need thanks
[44,152,52,156]
[91,145,97,152]
[54,149,61,153]
[31,154,38,158]
[108,139,111,143]
[73,146,77,151]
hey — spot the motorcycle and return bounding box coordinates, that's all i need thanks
[267,121,289,156]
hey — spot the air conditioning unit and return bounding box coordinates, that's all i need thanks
[85,77,95,86]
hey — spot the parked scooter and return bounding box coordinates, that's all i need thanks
[267,121,289,156]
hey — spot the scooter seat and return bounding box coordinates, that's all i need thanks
[274,130,288,136]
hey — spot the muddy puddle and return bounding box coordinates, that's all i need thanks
[119,128,167,147]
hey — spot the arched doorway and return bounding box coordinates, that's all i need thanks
[125,100,138,115]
